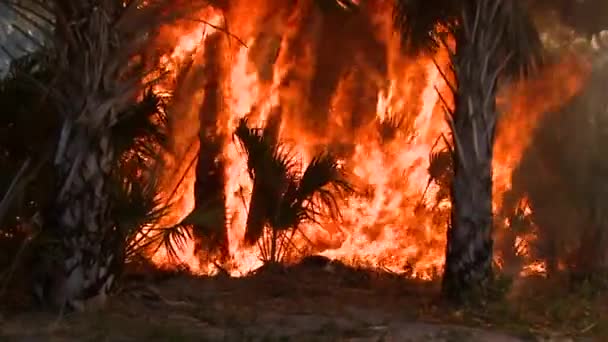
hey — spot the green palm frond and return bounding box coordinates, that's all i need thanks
[0,0,53,61]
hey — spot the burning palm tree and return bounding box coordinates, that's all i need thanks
[394,0,542,302]
[234,118,354,263]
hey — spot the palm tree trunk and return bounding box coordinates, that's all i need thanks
[442,113,494,299]
[43,129,117,311]
[440,1,503,302]
[193,33,229,259]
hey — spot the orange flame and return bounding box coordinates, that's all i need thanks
[147,3,590,279]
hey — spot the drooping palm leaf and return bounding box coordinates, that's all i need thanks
[234,117,299,244]
[235,118,354,262]
[111,162,167,263]
[288,152,353,226]
[112,88,168,163]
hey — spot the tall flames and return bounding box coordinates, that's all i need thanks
[147,2,590,279]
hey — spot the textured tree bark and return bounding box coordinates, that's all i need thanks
[42,129,117,311]
[440,0,504,302]
[442,107,495,300]
[193,34,229,259]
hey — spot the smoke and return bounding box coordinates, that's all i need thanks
[527,0,608,37]
[502,47,608,275]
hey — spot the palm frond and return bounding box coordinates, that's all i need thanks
[376,111,407,142]
[492,0,543,76]
[112,88,169,164]
[393,0,459,53]
[105,87,172,265]
[394,0,543,76]
[234,117,300,244]
[295,152,353,218]
[110,156,168,263]
[134,223,192,263]
[235,119,354,261]
[428,149,452,185]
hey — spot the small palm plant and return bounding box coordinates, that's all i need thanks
[234,118,354,264]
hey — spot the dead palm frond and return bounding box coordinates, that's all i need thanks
[416,135,453,209]
[376,111,407,143]
[234,119,354,262]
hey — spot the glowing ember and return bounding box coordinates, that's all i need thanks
[147,3,590,278]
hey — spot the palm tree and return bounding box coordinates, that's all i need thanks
[234,118,353,263]
[0,51,173,309]
[0,0,212,311]
[394,0,542,302]
[187,33,230,261]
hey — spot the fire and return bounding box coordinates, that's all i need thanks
[148,3,590,279]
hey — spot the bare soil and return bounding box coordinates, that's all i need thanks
[0,260,602,341]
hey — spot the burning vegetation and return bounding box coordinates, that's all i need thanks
[0,0,607,338]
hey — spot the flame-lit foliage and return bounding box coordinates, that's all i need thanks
[0,50,180,307]
[107,90,172,265]
[0,0,217,310]
[235,118,354,263]
[376,110,411,144]
[423,142,452,207]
